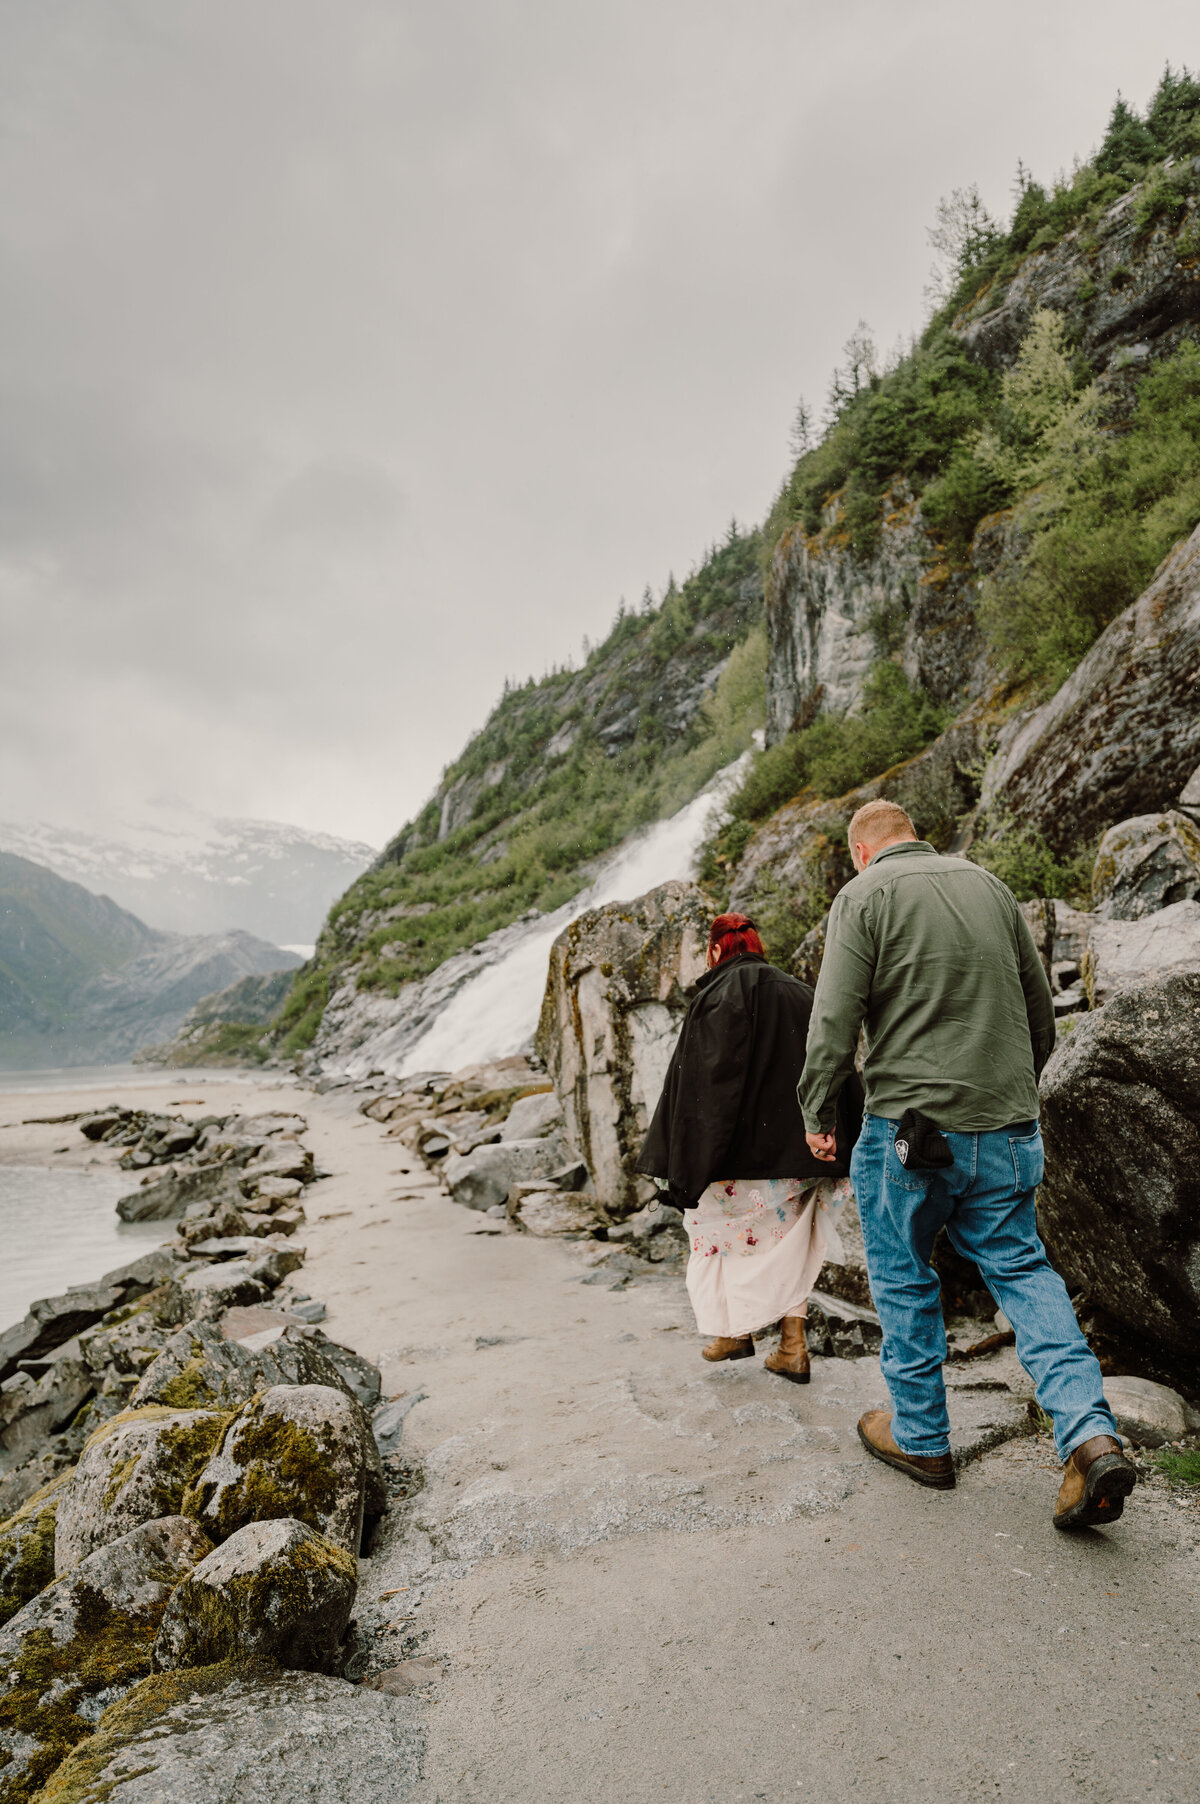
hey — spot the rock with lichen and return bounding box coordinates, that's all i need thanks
[186,1384,382,1554]
[54,1407,231,1576]
[153,1517,356,1674]
[0,1470,75,1629]
[28,1663,421,1803]
[0,1514,212,1800]
[129,1319,375,1414]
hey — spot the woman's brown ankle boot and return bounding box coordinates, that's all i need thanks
[701,1334,755,1362]
[764,1315,810,1384]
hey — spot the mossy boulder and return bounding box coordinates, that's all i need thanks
[0,1515,211,1801]
[186,1385,380,1554]
[29,1663,419,1803]
[129,1321,366,1415]
[0,1473,75,1629]
[153,1518,355,1673]
[54,1409,231,1577]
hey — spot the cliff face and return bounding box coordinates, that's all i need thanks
[765,157,1200,746]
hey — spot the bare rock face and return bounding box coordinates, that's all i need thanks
[1038,967,1200,1377]
[536,881,710,1218]
[1082,901,1200,1006]
[982,523,1200,855]
[54,1405,231,1574]
[187,1384,382,1554]
[153,1516,356,1673]
[0,1515,212,1800]
[39,1665,423,1804]
[1092,810,1200,919]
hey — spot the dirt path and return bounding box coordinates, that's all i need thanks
[5,1077,1199,1801]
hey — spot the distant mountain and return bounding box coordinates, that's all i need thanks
[0,806,375,945]
[0,849,301,1068]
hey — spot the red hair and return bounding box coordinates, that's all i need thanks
[707,912,764,965]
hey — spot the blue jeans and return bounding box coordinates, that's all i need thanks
[849,1112,1118,1462]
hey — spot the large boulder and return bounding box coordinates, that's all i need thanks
[983,522,1200,855]
[442,1137,569,1213]
[153,1517,355,1674]
[1082,901,1200,1006]
[117,1163,245,1224]
[498,1089,562,1140]
[0,1469,73,1628]
[0,1515,212,1799]
[1039,967,1200,1378]
[130,1318,377,1413]
[1092,810,1200,919]
[0,1357,93,1468]
[36,1665,422,1804]
[54,1405,231,1574]
[536,881,709,1217]
[186,1384,384,1554]
[159,1246,304,1326]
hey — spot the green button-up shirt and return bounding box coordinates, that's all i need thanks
[799,840,1055,1135]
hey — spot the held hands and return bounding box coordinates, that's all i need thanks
[806,1130,838,1163]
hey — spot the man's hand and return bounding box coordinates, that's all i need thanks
[806,1130,837,1163]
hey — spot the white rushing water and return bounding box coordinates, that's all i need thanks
[395,755,748,1077]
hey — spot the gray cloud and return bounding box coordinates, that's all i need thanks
[1,0,1197,844]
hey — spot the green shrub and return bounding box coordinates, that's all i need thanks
[967,812,1094,903]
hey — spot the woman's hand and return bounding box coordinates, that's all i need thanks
[806,1130,837,1163]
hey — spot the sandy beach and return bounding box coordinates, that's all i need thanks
[3,1073,1198,1802]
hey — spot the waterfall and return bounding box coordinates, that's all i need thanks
[388,755,748,1078]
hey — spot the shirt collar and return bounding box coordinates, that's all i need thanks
[869,839,935,867]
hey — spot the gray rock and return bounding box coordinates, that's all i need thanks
[0,1467,73,1627]
[536,880,710,1218]
[248,1174,304,1206]
[1102,1375,1200,1448]
[130,1318,377,1413]
[188,1383,382,1553]
[118,1162,245,1224]
[1039,966,1200,1376]
[291,1299,327,1323]
[1092,810,1200,919]
[239,1144,315,1190]
[983,521,1200,854]
[306,1335,382,1411]
[54,1404,230,1573]
[372,1392,425,1455]
[0,1515,213,1796]
[513,1190,607,1237]
[1181,761,1200,816]
[443,1137,570,1212]
[1083,900,1200,1005]
[161,1246,305,1325]
[40,1666,422,1803]
[0,1356,93,1465]
[0,1249,180,1385]
[178,1195,250,1246]
[498,1089,563,1140]
[153,1516,356,1673]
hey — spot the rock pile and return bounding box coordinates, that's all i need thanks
[0,1108,408,1800]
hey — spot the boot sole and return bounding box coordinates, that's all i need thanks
[701,1345,755,1362]
[1053,1453,1137,1531]
[856,1421,956,1489]
[765,1364,811,1384]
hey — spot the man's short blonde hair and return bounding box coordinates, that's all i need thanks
[848,798,917,850]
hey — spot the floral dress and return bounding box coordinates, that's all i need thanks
[683,1175,853,1339]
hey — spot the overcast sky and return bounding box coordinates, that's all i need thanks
[2,1,1197,847]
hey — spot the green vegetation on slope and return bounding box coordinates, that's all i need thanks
[275,530,766,1051]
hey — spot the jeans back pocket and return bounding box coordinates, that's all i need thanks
[1009,1128,1045,1194]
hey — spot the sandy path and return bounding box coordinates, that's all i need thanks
[4,1077,1198,1801]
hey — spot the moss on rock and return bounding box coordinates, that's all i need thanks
[55,1409,232,1575]
[0,1474,75,1629]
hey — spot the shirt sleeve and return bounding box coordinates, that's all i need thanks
[1014,904,1056,1078]
[798,892,877,1134]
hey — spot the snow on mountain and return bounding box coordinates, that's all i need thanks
[0,804,375,945]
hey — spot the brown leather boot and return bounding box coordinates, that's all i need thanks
[701,1334,755,1362]
[1053,1435,1137,1531]
[857,1409,956,1489]
[764,1316,810,1384]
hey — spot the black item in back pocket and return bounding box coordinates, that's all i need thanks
[894,1108,954,1171]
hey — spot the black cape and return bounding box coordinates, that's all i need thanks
[636,952,862,1210]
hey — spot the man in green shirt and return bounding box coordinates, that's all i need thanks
[799,799,1134,1530]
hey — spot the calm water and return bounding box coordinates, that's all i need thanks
[0,1166,170,1334]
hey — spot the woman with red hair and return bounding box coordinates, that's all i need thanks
[638,913,861,1380]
